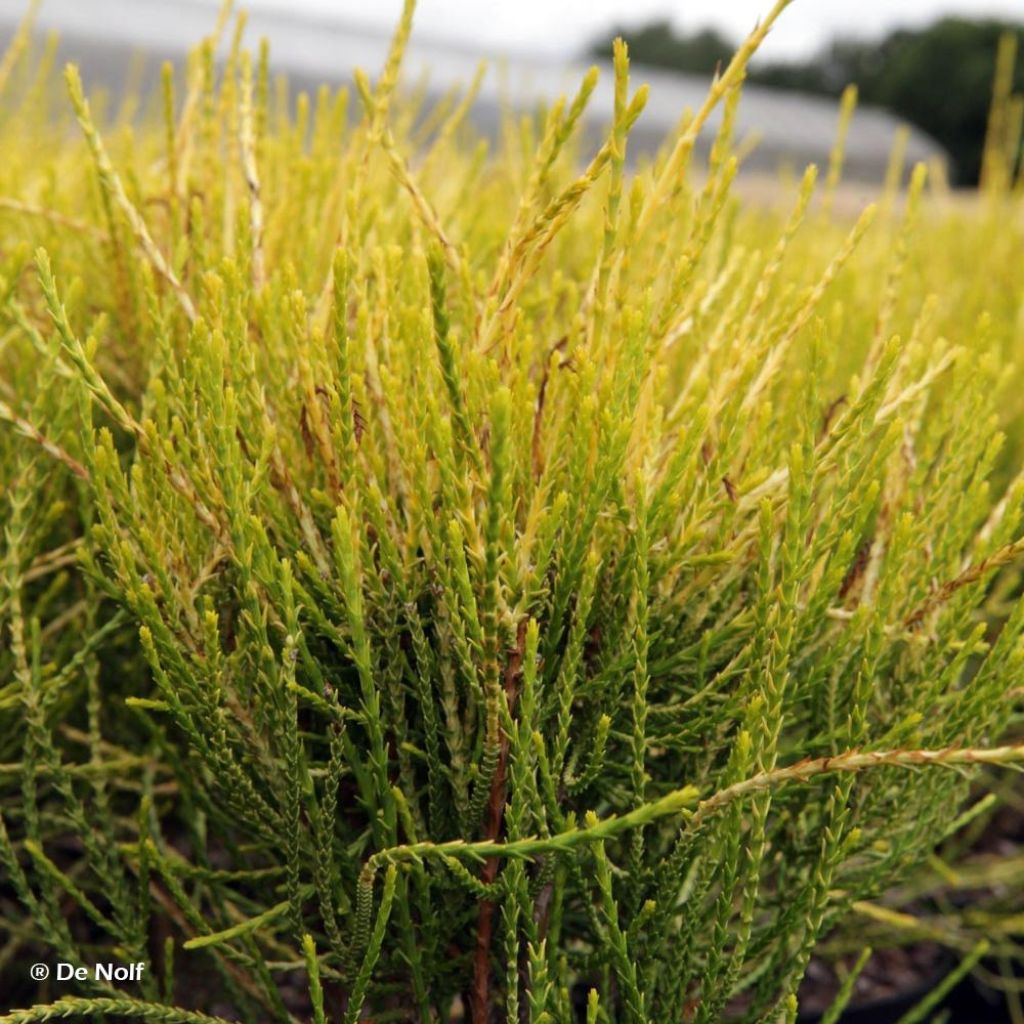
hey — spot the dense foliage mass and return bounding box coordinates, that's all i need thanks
[2,1,1024,1021]
[596,16,1024,185]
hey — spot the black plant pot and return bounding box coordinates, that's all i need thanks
[796,948,1017,1024]
[567,950,998,1024]
[939,957,1015,1024]
[797,989,942,1024]
[567,974,946,1024]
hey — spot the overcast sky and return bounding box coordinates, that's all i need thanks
[237,0,1024,59]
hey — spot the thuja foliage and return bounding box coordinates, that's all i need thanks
[3,1,1024,1021]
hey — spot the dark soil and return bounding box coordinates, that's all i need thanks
[796,944,950,1023]
[794,791,1024,1024]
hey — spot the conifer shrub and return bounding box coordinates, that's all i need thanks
[2,2,1024,1021]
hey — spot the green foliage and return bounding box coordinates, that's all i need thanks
[755,19,1024,187]
[2,2,1024,1022]
[600,16,1024,186]
[590,20,735,77]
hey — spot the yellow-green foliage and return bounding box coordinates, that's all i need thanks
[2,2,1024,1022]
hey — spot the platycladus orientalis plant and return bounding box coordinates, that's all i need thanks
[2,1,1024,1021]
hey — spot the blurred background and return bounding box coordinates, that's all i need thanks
[1,0,1023,187]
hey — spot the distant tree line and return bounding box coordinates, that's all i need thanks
[591,18,1024,186]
